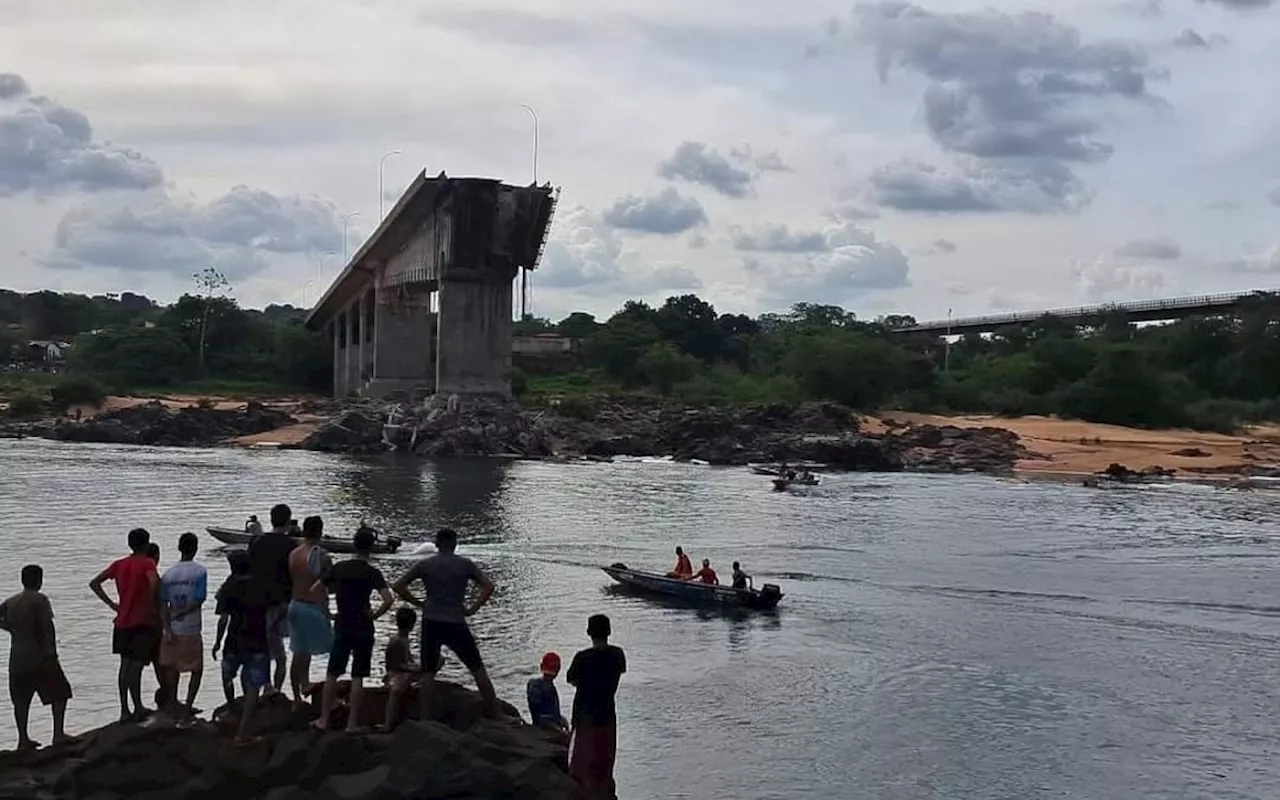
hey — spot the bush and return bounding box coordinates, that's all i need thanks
[6,393,44,418]
[554,394,599,420]
[50,375,106,410]
[511,368,529,397]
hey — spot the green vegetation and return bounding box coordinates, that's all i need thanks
[6,286,1280,433]
[515,292,1280,433]
[0,288,327,401]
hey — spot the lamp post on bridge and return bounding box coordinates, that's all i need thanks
[378,150,402,222]
[944,308,953,372]
[341,212,361,263]
[517,103,539,321]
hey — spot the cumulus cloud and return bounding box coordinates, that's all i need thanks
[1070,256,1169,300]
[743,221,911,304]
[1115,237,1182,260]
[929,238,958,254]
[1173,29,1209,48]
[731,223,827,253]
[1218,245,1280,273]
[656,141,754,199]
[44,186,343,280]
[844,3,1156,214]
[0,72,163,196]
[866,158,1088,213]
[538,204,701,296]
[601,187,707,234]
[729,144,792,173]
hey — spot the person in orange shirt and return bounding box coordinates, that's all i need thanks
[691,559,718,585]
[666,547,693,579]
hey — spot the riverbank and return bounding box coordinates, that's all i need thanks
[5,392,1280,480]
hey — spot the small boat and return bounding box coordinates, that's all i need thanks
[751,465,782,476]
[205,526,404,555]
[602,563,784,610]
[772,475,820,491]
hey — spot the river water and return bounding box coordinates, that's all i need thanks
[0,440,1277,799]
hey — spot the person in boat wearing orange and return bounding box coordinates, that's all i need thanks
[690,559,719,585]
[665,547,693,579]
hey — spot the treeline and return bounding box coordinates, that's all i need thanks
[515,292,1280,433]
[0,289,327,393]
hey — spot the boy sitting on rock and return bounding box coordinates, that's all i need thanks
[381,606,421,730]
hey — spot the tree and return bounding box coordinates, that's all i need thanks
[192,267,232,374]
[637,342,699,395]
[70,327,192,386]
[556,312,599,340]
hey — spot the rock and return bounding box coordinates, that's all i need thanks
[1170,447,1211,457]
[43,400,296,447]
[1097,462,1176,482]
[0,682,581,800]
[300,408,387,453]
[888,424,1029,474]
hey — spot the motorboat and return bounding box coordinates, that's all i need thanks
[772,475,820,491]
[205,526,404,555]
[602,563,783,610]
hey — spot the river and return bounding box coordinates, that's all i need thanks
[0,439,1276,799]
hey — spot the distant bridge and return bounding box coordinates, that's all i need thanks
[897,289,1280,336]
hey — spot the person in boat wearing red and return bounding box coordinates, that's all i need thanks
[690,559,719,585]
[665,546,693,579]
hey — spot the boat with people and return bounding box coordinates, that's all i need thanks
[772,474,820,491]
[602,563,784,610]
[204,525,404,554]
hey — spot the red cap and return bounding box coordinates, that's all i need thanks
[540,652,561,673]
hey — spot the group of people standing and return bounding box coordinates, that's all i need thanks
[1,505,629,799]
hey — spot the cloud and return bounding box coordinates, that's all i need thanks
[1206,200,1242,211]
[656,141,754,199]
[866,158,1088,213]
[729,144,792,173]
[687,232,708,249]
[43,186,342,281]
[1114,237,1182,260]
[1268,184,1280,206]
[1070,256,1170,300]
[731,223,827,253]
[1218,245,1280,273]
[0,72,163,196]
[1173,29,1209,49]
[930,238,958,254]
[743,221,911,304]
[1198,0,1276,9]
[601,187,707,234]
[845,3,1157,214]
[538,204,702,296]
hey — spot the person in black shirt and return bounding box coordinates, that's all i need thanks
[566,614,627,800]
[247,503,297,695]
[212,551,272,746]
[311,529,393,732]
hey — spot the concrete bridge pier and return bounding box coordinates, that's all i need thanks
[435,268,516,395]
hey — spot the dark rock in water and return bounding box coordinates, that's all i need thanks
[1098,462,1176,481]
[889,424,1029,474]
[300,407,387,453]
[0,682,581,800]
[44,400,295,447]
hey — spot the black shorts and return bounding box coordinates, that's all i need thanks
[112,625,158,663]
[327,629,374,679]
[421,619,483,674]
[9,660,73,706]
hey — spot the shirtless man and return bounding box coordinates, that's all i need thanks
[1,565,73,749]
[286,516,334,706]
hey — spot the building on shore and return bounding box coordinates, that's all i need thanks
[305,171,557,398]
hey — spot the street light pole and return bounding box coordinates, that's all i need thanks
[316,251,337,284]
[378,150,402,222]
[944,308,953,373]
[518,104,539,321]
[341,212,361,262]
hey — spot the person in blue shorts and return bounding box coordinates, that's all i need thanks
[287,516,334,707]
[212,550,272,746]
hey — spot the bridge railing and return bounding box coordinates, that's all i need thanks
[902,290,1274,332]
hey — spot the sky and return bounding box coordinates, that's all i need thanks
[2,0,1279,325]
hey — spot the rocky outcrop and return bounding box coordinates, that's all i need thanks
[43,400,296,447]
[296,395,1031,474]
[0,682,581,800]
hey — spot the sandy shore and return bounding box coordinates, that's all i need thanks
[866,411,1280,478]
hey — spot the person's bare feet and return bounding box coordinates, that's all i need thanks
[51,733,73,745]
[310,719,329,732]
[16,739,40,752]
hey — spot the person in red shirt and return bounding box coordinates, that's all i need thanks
[665,546,693,579]
[691,559,719,585]
[89,528,161,722]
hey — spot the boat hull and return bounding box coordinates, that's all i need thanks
[205,527,402,555]
[602,565,783,610]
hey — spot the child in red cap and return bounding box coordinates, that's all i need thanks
[526,651,568,732]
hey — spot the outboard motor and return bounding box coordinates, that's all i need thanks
[759,584,782,607]
[386,535,403,552]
